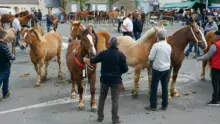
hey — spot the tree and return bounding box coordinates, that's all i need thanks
[108,0,119,11]
[133,0,140,9]
[68,0,89,11]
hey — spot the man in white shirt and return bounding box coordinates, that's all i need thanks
[121,14,133,37]
[146,29,172,111]
[12,14,21,47]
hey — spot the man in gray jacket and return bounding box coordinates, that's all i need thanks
[204,16,218,36]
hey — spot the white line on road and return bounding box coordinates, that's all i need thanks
[0,73,197,115]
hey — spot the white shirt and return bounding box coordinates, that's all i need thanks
[148,40,172,71]
[12,18,21,31]
[121,18,133,32]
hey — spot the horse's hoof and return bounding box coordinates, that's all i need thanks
[78,106,85,111]
[71,95,76,99]
[171,92,179,97]
[34,84,40,88]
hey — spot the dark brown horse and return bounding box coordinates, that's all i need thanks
[163,10,176,25]
[201,30,216,80]
[166,22,207,97]
[66,29,97,111]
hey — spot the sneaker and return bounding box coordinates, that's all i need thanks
[145,106,157,111]
[113,120,121,124]
[3,91,10,99]
[161,107,167,110]
[207,101,219,106]
[97,118,103,122]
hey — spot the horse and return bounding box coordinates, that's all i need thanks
[20,28,62,87]
[68,20,110,54]
[18,14,34,27]
[0,14,14,28]
[33,17,44,36]
[66,29,97,111]
[162,10,176,25]
[50,14,60,31]
[166,22,207,97]
[116,26,160,96]
[200,30,216,80]
[0,26,16,54]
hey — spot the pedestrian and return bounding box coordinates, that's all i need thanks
[145,29,171,111]
[83,37,128,124]
[12,14,21,47]
[121,13,133,37]
[46,9,54,32]
[204,16,218,36]
[0,30,16,101]
[185,15,201,58]
[133,14,143,40]
[117,13,124,33]
[197,30,220,106]
[38,9,42,26]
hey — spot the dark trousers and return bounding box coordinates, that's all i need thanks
[118,21,122,32]
[98,83,120,123]
[211,68,220,102]
[134,33,141,40]
[185,42,200,57]
[0,69,10,96]
[16,31,20,46]
[122,32,133,38]
[150,69,169,109]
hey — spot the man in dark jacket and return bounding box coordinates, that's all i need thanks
[38,9,42,26]
[83,37,128,124]
[46,9,54,32]
[0,31,15,101]
[133,14,143,40]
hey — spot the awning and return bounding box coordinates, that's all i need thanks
[161,2,196,8]
[209,5,220,9]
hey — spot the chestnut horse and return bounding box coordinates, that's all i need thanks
[166,23,207,97]
[19,14,34,27]
[20,28,62,87]
[200,30,216,80]
[66,29,97,110]
[116,27,160,96]
[33,17,44,36]
[0,26,16,54]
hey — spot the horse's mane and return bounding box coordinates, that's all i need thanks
[136,27,157,44]
[32,29,47,42]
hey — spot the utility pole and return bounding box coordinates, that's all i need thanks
[206,0,208,9]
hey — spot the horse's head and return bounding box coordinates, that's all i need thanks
[20,28,43,50]
[68,20,85,42]
[188,23,207,50]
[80,29,96,57]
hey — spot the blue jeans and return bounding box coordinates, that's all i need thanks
[134,33,141,40]
[0,69,10,96]
[150,69,169,109]
[185,42,200,57]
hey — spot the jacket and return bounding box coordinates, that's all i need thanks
[0,41,15,73]
[133,19,143,34]
[46,14,53,26]
[90,47,128,84]
[38,12,42,20]
[205,21,218,32]
[210,40,220,69]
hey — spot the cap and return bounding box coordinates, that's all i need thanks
[214,30,220,35]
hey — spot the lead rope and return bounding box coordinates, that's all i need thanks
[84,62,94,95]
[190,27,199,58]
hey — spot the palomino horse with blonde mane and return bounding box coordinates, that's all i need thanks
[0,26,16,54]
[200,30,216,80]
[66,29,97,111]
[117,27,160,96]
[166,22,207,97]
[20,28,62,87]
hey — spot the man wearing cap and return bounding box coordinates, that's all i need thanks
[146,29,172,111]
[83,37,128,124]
[197,30,220,106]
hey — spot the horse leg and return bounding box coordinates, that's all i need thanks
[201,60,208,80]
[131,65,142,97]
[170,65,181,97]
[71,74,77,99]
[57,52,62,79]
[35,60,44,87]
[41,61,49,82]
[77,79,85,110]
[88,72,97,112]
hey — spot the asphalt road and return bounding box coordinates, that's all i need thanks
[0,22,219,124]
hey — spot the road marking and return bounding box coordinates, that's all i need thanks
[0,73,197,115]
